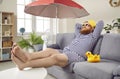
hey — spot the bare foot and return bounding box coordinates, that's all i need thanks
[11,44,30,63]
[11,54,25,70]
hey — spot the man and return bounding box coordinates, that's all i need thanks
[11,20,104,70]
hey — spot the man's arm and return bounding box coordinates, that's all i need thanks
[75,23,82,36]
[93,20,104,38]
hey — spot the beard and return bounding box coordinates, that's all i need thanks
[80,28,92,34]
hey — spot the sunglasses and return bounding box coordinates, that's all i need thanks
[82,24,91,27]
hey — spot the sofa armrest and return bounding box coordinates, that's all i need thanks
[47,44,60,49]
[113,65,120,76]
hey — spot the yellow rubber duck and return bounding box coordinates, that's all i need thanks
[85,51,101,63]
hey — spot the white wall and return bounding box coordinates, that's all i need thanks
[59,0,120,33]
[0,0,16,14]
[0,0,17,41]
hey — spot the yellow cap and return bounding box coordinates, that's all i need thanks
[88,20,96,28]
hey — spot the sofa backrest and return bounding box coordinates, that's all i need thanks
[56,33,120,62]
[56,33,103,52]
[56,33,75,49]
[100,33,120,62]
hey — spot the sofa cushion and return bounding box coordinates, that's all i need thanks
[47,66,75,79]
[56,33,75,49]
[73,59,120,79]
[100,34,120,62]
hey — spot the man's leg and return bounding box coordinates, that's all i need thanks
[11,53,68,70]
[28,48,60,59]
[11,44,60,62]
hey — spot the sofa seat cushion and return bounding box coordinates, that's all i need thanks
[100,34,120,62]
[73,59,120,79]
[47,66,75,79]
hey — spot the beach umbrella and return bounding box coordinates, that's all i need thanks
[24,0,89,18]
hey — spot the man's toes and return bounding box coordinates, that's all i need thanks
[13,43,17,46]
[11,50,13,54]
[14,46,20,52]
[11,54,15,59]
[11,54,16,64]
[11,56,13,60]
[12,43,17,49]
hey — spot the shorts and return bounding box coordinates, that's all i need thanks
[58,50,85,64]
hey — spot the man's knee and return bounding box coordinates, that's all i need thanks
[51,54,68,67]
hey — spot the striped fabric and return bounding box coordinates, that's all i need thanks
[63,20,104,64]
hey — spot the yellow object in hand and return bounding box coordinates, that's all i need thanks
[85,51,101,63]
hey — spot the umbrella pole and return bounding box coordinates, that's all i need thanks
[55,5,58,34]
[55,17,57,34]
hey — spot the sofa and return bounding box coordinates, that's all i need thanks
[47,33,120,79]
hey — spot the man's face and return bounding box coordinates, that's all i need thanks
[80,21,93,34]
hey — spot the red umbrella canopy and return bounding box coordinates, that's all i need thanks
[24,0,89,18]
